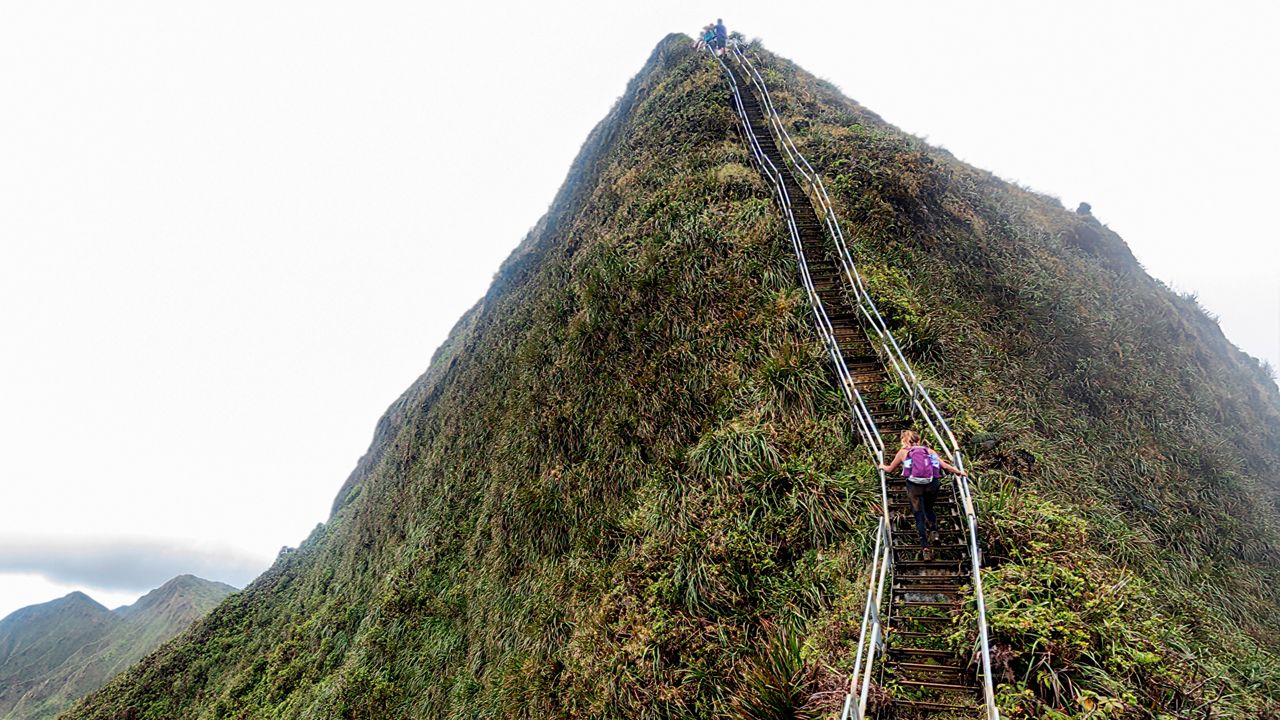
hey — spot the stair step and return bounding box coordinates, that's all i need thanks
[893,678,973,692]
[894,580,967,589]
[887,481,958,490]
[895,558,966,567]
[895,599,962,608]
[887,505,958,512]
[895,567,968,576]
[890,698,979,712]
[895,599,959,608]
[887,501,957,511]
[895,568,967,578]
[891,518,961,528]
[895,569,968,577]
[893,557,969,565]
[896,604,957,617]
[893,576,965,584]
[896,625,947,635]
[890,647,956,659]
[896,593,963,602]
[895,661,966,675]
[894,581,964,590]
[886,486,959,495]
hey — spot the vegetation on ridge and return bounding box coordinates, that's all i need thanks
[66,34,1280,720]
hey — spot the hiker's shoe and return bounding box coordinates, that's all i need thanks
[922,547,934,561]
[929,530,940,545]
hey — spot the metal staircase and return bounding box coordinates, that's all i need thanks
[712,41,1000,720]
[882,479,981,718]
[724,59,905,439]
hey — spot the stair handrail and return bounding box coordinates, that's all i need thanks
[712,50,889,488]
[843,515,892,720]
[712,48,894,720]
[729,42,1000,720]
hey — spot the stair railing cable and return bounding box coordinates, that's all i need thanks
[729,42,1000,720]
[712,48,894,720]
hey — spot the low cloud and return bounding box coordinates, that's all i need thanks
[0,536,270,592]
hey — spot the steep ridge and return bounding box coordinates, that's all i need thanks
[0,577,233,720]
[67,34,1280,720]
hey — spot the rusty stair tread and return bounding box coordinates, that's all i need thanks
[892,679,974,692]
[894,586,965,594]
[895,660,966,673]
[890,646,959,658]
[889,698,979,712]
[895,559,966,567]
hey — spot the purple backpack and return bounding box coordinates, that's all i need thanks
[903,446,937,484]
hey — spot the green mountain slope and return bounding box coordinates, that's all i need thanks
[0,593,116,716]
[0,576,234,720]
[66,34,1279,720]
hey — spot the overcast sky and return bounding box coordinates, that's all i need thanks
[2,1,1277,620]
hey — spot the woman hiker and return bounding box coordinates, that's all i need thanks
[878,429,966,560]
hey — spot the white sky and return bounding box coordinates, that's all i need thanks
[2,1,1277,620]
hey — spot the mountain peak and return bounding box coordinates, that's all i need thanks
[0,590,109,629]
[115,575,237,619]
[58,591,103,608]
[62,34,1280,720]
[0,577,233,719]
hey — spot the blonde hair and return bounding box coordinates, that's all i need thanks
[899,429,921,447]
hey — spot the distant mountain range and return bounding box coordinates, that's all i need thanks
[0,575,234,720]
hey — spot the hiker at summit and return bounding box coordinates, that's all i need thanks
[878,429,966,560]
[714,18,728,55]
[700,24,716,52]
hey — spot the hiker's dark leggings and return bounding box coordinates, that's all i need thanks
[906,479,940,547]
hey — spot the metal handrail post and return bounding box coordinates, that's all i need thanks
[847,519,884,701]
[856,520,892,719]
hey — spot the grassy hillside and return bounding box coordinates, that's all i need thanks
[67,34,1279,720]
[0,577,233,720]
[0,593,116,717]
